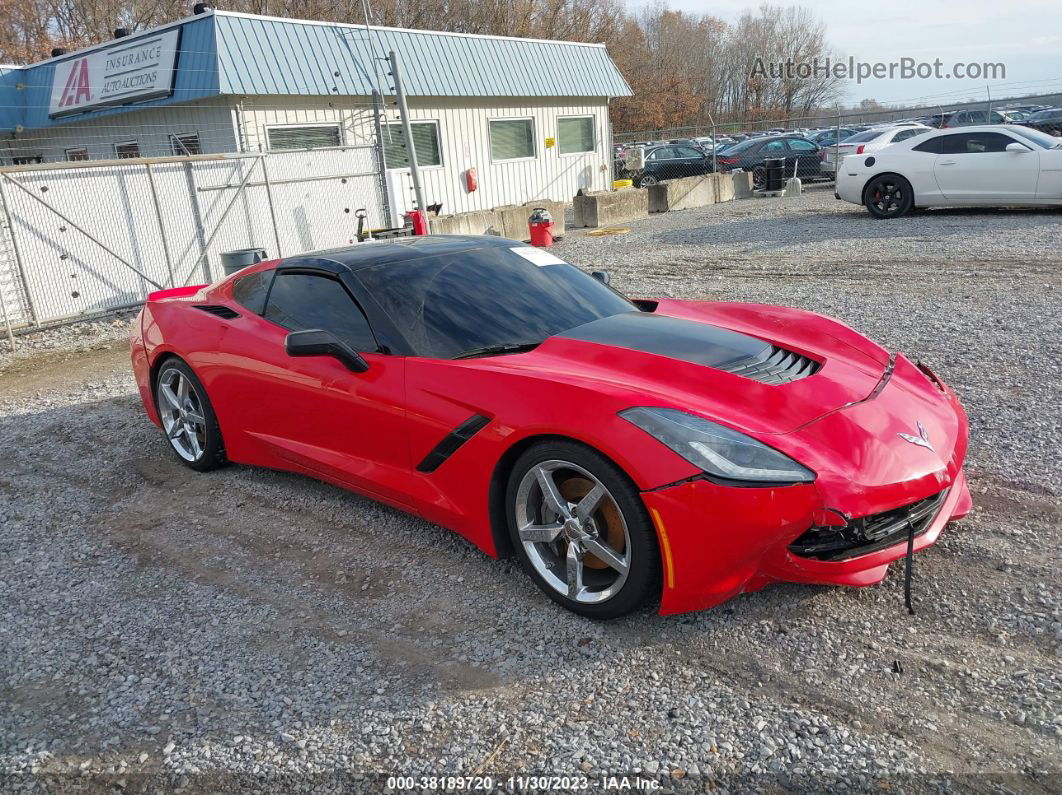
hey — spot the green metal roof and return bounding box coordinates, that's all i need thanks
[0,11,630,132]
[213,12,632,98]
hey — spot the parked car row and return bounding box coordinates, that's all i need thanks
[614,105,1062,188]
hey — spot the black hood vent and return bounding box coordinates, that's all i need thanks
[559,312,819,384]
[716,344,820,385]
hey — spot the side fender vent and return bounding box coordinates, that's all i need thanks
[194,304,240,320]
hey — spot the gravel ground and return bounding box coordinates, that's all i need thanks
[1,185,1059,793]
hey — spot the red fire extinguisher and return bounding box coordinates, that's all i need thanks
[404,209,428,236]
[528,207,553,248]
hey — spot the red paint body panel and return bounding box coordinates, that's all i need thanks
[131,274,971,615]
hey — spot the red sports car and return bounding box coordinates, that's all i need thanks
[131,236,971,618]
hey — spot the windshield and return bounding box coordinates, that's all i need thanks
[354,246,635,359]
[841,129,888,144]
[1007,126,1062,149]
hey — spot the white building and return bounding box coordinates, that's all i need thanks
[0,8,631,220]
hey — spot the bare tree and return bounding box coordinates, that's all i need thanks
[0,0,845,135]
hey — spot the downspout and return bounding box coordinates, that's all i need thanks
[233,98,248,153]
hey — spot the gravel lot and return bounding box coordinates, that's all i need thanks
[1,185,1059,792]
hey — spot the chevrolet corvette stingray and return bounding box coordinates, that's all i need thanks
[131,236,971,618]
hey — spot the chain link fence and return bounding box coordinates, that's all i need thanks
[0,144,389,339]
[612,91,1062,145]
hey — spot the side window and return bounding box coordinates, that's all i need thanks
[787,139,817,151]
[892,128,922,142]
[943,132,1013,154]
[265,272,378,352]
[674,146,702,158]
[232,270,273,314]
[650,147,676,160]
[913,136,944,154]
[762,140,786,153]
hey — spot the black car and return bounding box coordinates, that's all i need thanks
[1020,108,1062,137]
[712,135,821,188]
[630,143,714,186]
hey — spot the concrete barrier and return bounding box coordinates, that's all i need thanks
[731,171,754,200]
[429,200,565,241]
[429,210,497,236]
[647,172,745,212]
[572,188,649,228]
[647,175,713,213]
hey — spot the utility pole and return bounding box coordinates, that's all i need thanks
[388,50,428,232]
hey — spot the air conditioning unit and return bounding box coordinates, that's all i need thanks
[624,146,646,171]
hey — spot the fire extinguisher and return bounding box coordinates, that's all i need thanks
[528,207,553,248]
[465,167,478,192]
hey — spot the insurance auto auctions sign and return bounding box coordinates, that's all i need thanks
[48,28,180,117]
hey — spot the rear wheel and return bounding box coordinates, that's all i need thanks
[638,174,659,187]
[506,440,658,619]
[752,166,767,191]
[155,359,227,472]
[863,174,914,218]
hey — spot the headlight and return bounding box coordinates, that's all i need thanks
[620,407,815,484]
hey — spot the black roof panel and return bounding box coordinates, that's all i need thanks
[287,235,523,272]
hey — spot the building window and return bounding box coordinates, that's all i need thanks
[558,116,595,155]
[382,121,442,169]
[266,125,342,151]
[12,155,44,165]
[489,118,535,161]
[114,141,141,159]
[65,147,89,162]
[170,133,202,156]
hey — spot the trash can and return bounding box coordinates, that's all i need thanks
[528,207,554,248]
[764,158,785,192]
[220,247,267,276]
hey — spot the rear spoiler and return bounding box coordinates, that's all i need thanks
[146,285,207,302]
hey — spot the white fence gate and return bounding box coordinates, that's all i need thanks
[0,145,388,333]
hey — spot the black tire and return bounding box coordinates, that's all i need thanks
[863,174,914,219]
[154,358,228,472]
[505,440,659,619]
[752,166,766,191]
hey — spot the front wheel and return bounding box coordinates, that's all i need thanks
[752,167,767,191]
[637,174,659,187]
[863,174,914,219]
[506,441,659,619]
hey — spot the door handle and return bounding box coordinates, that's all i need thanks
[939,160,957,166]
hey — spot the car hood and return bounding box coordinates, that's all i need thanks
[491,300,892,435]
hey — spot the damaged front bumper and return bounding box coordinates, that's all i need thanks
[643,470,971,615]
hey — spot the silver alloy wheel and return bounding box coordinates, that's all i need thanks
[514,460,631,604]
[157,367,207,462]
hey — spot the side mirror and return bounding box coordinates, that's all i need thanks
[285,329,369,373]
[591,270,611,285]
[1005,142,1031,153]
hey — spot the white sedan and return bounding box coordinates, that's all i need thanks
[820,123,930,176]
[836,125,1062,218]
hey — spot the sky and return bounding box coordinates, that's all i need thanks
[644,0,1062,106]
